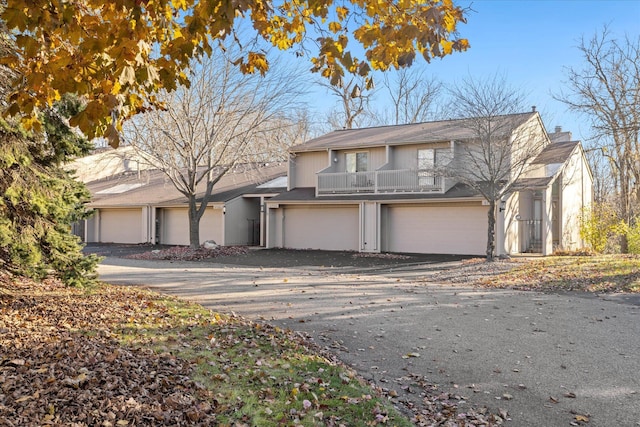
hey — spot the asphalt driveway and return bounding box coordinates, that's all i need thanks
[94,247,640,427]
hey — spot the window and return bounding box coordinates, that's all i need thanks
[417,148,452,187]
[418,149,435,170]
[418,149,435,186]
[346,152,368,173]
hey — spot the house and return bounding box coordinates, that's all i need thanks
[264,112,593,256]
[77,160,287,246]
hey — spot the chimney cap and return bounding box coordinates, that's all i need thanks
[555,126,562,133]
[531,105,536,112]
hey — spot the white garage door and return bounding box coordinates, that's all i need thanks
[100,208,143,243]
[160,207,222,245]
[386,205,487,255]
[284,206,359,251]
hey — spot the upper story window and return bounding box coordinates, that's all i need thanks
[418,148,452,186]
[418,148,453,170]
[418,149,435,170]
[346,152,368,173]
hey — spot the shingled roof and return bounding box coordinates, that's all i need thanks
[87,163,287,208]
[532,140,578,165]
[291,112,537,153]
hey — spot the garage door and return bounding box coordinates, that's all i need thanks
[385,205,487,255]
[284,206,359,251]
[160,207,222,245]
[100,208,143,243]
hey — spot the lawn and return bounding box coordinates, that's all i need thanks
[475,254,640,293]
[0,273,413,426]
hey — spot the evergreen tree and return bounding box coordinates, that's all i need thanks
[0,92,99,286]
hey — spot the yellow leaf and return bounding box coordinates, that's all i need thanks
[119,65,136,86]
[111,81,122,95]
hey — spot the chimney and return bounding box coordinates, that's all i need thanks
[531,106,536,112]
[555,126,562,133]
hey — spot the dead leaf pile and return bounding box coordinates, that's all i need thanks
[0,276,218,426]
[125,245,249,261]
[472,255,640,293]
[373,372,507,426]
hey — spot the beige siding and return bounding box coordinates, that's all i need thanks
[332,147,387,172]
[280,205,359,251]
[99,208,145,244]
[502,192,521,254]
[160,207,222,245]
[290,151,329,188]
[383,204,487,255]
[559,148,592,250]
[391,142,450,169]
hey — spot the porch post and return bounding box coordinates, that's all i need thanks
[496,200,505,257]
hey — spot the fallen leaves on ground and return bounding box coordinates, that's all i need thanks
[424,255,640,293]
[0,275,217,425]
[0,271,414,426]
[473,255,640,293]
[379,373,508,426]
[125,245,249,261]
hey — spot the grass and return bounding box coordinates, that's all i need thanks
[0,275,412,426]
[478,254,640,293]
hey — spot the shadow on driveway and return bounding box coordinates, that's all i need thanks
[94,245,640,427]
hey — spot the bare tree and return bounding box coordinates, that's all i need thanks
[446,74,545,261]
[555,27,640,252]
[378,67,443,125]
[556,26,640,252]
[319,76,374,130]
[124,50,305,248]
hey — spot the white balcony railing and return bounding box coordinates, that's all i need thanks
[317,169,443,195]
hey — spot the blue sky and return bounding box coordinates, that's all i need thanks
[313,0,640,142]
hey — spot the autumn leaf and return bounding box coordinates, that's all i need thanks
[1,0,469,145]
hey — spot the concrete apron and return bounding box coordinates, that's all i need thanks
[98,258,640,427]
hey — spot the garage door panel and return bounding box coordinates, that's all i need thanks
[284,206,358,251]
[386,206,486,255]
[161,207,222,246]
[100,209,143,244]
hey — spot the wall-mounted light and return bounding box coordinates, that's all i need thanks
[333,157,338,163]
[260,204,265,213]
[222,206,226,214]
[499,200,506,212]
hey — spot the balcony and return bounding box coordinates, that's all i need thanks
[317,170,444,195]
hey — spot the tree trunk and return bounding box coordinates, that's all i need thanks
[188,196,200,249]
[486,199,496,262]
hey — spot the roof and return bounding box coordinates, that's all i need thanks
[291,112,537,153]
[86,163,287,208]
[512,177,554,190]
[268,183,483,203]
[532,141,578,165]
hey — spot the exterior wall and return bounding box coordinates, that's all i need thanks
[224,197,261,245]
[290,151,330,189]
[390,142,451,169]
[517,190,534,252]
[501,192,521,255]
[558,148,593,250]
[361,202,380,252]
[89,208,146,244]
[381,203,488,255]
[542,185,554,255]
[267,207,284,248]
[332,147,387,171]
[268,205,359,251]
[510,115,549,180]
[159,207,222,245]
